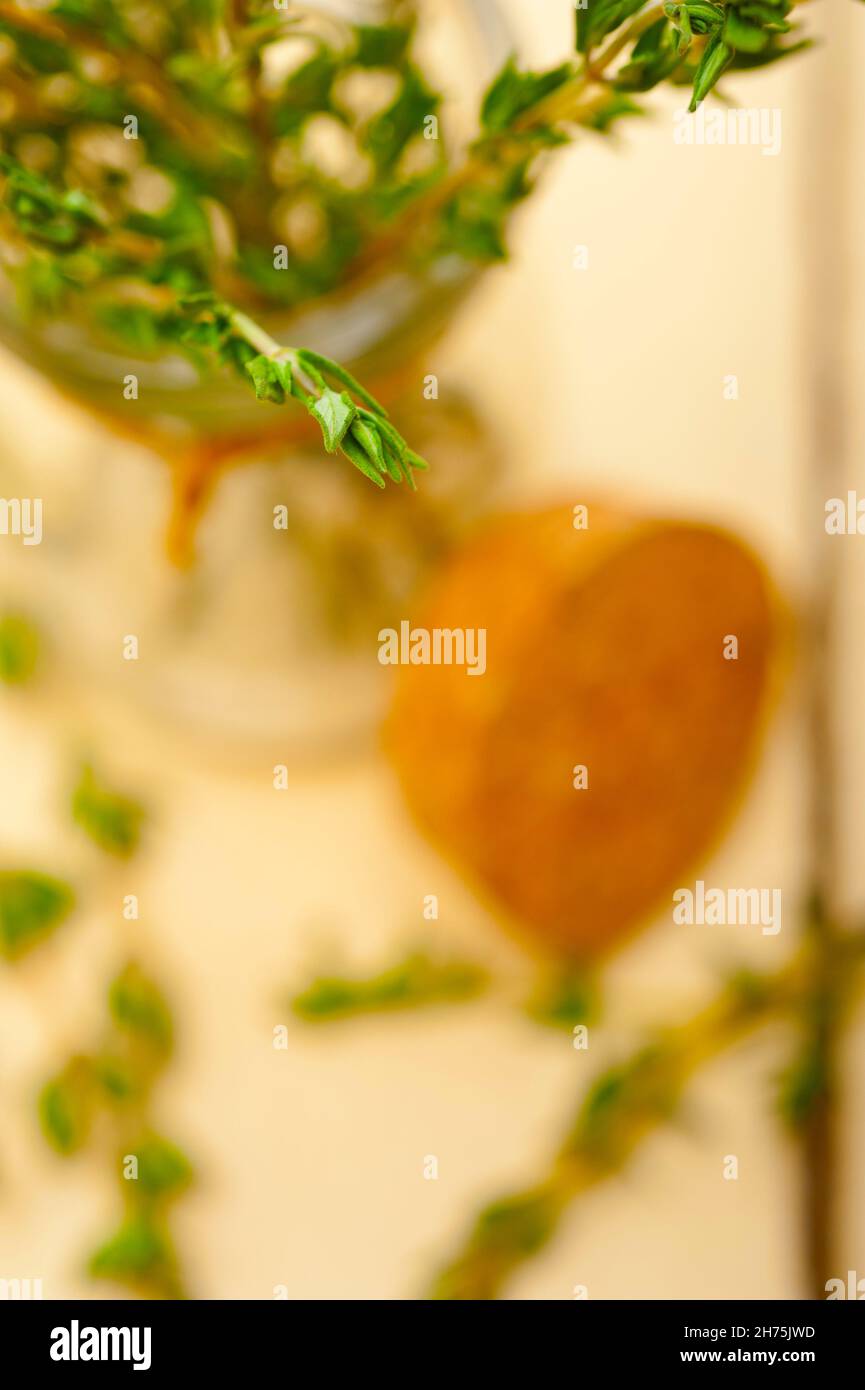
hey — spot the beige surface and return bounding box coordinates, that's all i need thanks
[1,0,864,1299]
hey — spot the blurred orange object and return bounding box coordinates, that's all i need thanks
[387,504,781,960]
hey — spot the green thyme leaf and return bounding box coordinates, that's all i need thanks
[89,1214,179,1294]
[71,764,145,858]
[481,58,571,133]
[93,1052,142,1103]
[39,1059,94,1155]
[616,19,683,90]
[403,448,429,478]
[0,613,39,684]
[108,963,173,1057]
[245,353,293,404]
[442,188,510,261]
[576,0,648,56]
[584,91,645,132]
[666,1,725,35]
[0,870,75,960]
[526,965,600,1030]
[274,51,339,134]
[354,23,413,68]
[365,66,440,171]
[726,37,811,72]
[689,32,734,109]
[339,429,388,487]
[296,350,388,417]
[472,1189,560,1256]
[0,154,105,248]
[723,11,772,52]
[309,386,357,452]
[570,1045,675,1160]
[127,1132,193,1197]
[349,415,389,475]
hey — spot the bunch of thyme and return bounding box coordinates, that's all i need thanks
[0,0,811,487]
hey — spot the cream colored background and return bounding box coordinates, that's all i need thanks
[2,0,864,1298]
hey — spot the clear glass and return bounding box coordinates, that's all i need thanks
[0,0,510,756]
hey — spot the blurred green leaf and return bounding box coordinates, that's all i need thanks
[127,1133,193,1198]
[584,91,645,132]
[0,870,75,960]
[39,1059,94,1154]
[365,67,439,171]
[442,187,510,261]
[777,1044,826,1130]
[526,965,600,1030]
[93,1052,142,1102]
[723,11,772,51]
[0,153,104,247]
[472,1189,559,1256]
[274,51,338,134]
[108,963,173,1056]
[353,24,413,68]
[615,19,682,91]
[576,0,648,56]
[727,37,811,71]
[570,1045,675,1160]
[89,1214,182,1296]
[481,58,571,133]
[0,614,40,684]
[72,764,145,858]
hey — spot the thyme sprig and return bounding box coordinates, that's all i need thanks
[291,948,488,1023]
[0,156,427,486]
[350,0,809,276]
[182,295,428,488]
[431,933,865,1300]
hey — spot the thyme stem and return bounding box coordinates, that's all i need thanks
[798,0,854,1296]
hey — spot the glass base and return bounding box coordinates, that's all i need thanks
[0,382,498,759]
